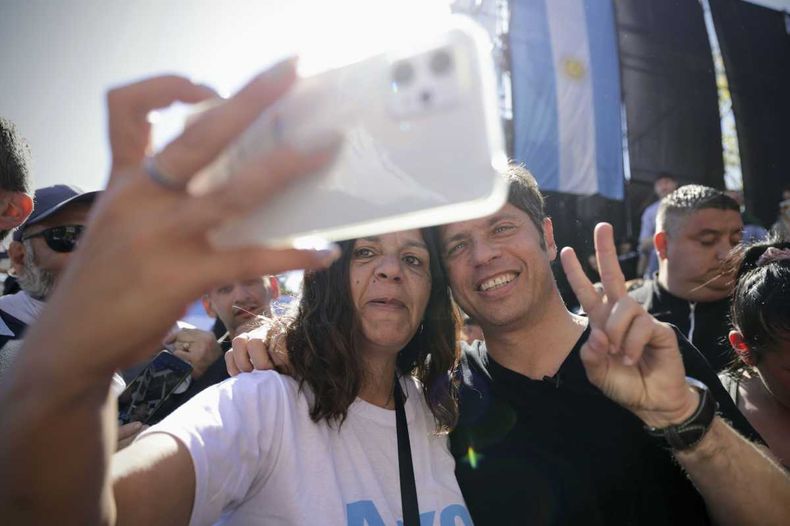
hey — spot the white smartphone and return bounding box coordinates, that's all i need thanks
[189,17,509,248]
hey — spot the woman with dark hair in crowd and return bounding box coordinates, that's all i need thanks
[281,230,460,430]
[720,239,790,467]
[107,228,469,525]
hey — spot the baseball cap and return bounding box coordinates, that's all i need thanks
[13,184,100,241]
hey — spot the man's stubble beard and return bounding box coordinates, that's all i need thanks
[16,241,55,300]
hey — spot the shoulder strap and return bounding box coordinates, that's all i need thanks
[394,378,420,526]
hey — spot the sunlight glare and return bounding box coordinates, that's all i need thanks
[151,0,452,149]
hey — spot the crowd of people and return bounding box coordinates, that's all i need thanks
[0,59,788,526]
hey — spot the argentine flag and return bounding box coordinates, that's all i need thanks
[510,0,624,200]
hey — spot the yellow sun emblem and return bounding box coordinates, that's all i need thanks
[563,57,586,80]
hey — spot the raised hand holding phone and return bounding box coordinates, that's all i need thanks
[559,223,699,428]
[39,60,343,376]
[0,62,344,525]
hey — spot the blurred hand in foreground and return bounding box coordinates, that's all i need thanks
[40,59,342,376]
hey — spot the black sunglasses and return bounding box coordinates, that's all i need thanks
[21,225,85,253]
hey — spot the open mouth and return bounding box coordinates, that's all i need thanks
[477,272,519,292]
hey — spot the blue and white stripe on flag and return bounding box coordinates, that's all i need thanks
[510,0,624,200]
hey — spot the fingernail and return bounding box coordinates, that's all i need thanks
[622,355,634,366]
[609,344,618,355]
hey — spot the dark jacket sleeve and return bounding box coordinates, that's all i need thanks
[673,326,763,444]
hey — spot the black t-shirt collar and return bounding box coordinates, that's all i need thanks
[474,325,595,395]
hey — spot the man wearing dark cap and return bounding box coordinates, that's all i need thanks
[0,185,98,350]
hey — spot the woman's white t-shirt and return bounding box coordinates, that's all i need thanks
[141,371,472,526]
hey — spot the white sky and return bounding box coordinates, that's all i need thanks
[0,0,451,191]
[2,0,786,192]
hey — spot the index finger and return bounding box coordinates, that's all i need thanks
[155,57,299,187]
[107,75,217,172]
[560,246,606,326]
[594,223,627,302]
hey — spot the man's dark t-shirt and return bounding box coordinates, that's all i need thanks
[450,327,760,525]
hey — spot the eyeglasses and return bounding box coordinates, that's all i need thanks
[21,225,85,253]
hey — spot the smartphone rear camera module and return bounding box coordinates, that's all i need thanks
[392,61,415,87]
[429,50,454,76]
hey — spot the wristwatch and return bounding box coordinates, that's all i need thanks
[645,377,718,451]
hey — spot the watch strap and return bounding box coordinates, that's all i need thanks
[645,377,718,451]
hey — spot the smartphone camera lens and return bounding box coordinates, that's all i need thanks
[420,90,433,106]
[429,49,453,76]
[392,61,415,86]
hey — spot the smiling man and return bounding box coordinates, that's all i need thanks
[628,185,743,371]
[224,166,790,525]
[440,165,786,526]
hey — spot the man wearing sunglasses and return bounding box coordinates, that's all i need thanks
[0,185,98,351]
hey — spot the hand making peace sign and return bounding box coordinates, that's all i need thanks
[560,223,700,428]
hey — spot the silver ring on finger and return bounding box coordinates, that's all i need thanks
[144,155,187,192]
